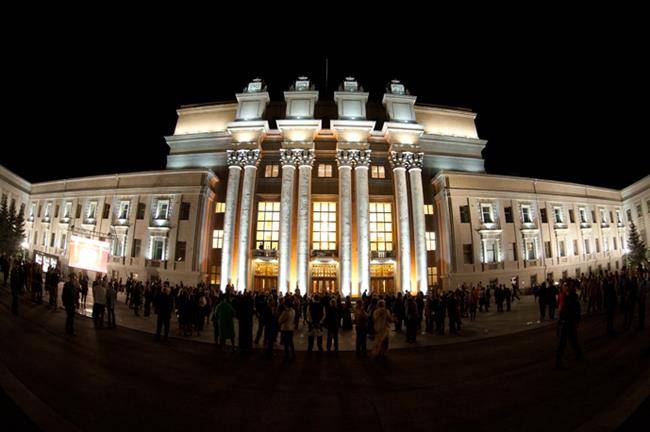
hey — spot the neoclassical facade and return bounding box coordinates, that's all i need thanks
[1,77,648,292]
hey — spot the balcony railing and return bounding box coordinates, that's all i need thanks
[311,250,338,258]
[145,259,167,269]
[253,249,278,259]
[370,250,396,260]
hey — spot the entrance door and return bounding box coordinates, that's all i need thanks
[253,262,278,293]
[370,263,395,295]
[311,263,338,294]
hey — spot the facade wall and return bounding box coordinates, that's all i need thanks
[433,172,633,290]
[622,175,650,248]
[1,168,217,284]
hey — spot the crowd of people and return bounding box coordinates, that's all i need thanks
[1,253,647,365]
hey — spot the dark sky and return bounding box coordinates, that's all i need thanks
[3,26,647,190]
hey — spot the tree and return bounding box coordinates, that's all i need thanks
[0,195,8,254]
[11,204,26,256]
[626,221,648,268]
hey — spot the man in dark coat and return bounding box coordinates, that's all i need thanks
[237,292,254,353]
[556,285,583,368]
[324,298,340,352]
[154,286,174,342]
[62,273,79,335]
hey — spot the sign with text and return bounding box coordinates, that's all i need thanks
[68,235,110,274]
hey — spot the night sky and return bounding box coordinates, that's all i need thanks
[3,35,646,190]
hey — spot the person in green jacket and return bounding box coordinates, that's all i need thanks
[215,297,236,351]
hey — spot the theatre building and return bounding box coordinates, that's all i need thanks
[1,77,648,294]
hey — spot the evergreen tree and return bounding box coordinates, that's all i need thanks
[0,195,8,254]
[11,204,26,256]
[626,221,648,268]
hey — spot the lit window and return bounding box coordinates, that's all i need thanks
[427,267,438,286]
[616,209,622,224]
[317,164,333,178]
[525,240,537,260]
[584,239,591,254]
[599,208,607,224]
[558,240,566,257]
[312,202,337,250]
[59,233,67,250]
[423,204,434,215]
[155,200,170,220]
[118,201,130,220]
[482,239,499,263]
[256,201,280,250]
[521,205,533,223]
[603,237,609,252]
[150,238,165,260]
[579,207,588,224]
[29,203,36,219]
[215,202,225,213]
[44,203,52,219]
[370,165,385,179]
[212,230,224,249]
[553,206,564,224]
[42,231,47,247]
[480,204,494,224]
[425,232,436,251]
[369,202,393,252]
[264,165,279,178]
[62,202,72,219]
[87,201,97,219]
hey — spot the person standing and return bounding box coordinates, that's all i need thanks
[392,292,404,332]
[324,298,340,353]
[603,275,618,335]
[216,297,236,351]
[354,300,368,357]
[237,291,254,353]
[372,300,394,358]
[79,271,88,310]
[555,285,583,368]
[306,296,324,353]
[538,282,548,321]
[62,273,79,335]
[405,296,419,343]
[278,299,296,361]
[92,275,107,327]
[154,286,173,342]
[10,264,20,316]
[262,297,279,358]
[106,281,117,328]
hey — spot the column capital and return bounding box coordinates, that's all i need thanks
[336,149,371,168]
[335,149,355,168]
[279,148,297,167]
[228,149,260,168]
[351,149,371,168]
[294,148,315,167]
[388,151,423,170]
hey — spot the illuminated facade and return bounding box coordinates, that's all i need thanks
[1,77,648,291]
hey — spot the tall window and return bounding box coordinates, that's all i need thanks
[481,204,494,224]
[521,205,533,223]
[540,208,548,223]
[369,202,393,252]
[558,240,566,257]
[264,165,279,178]
[212,230,224,249]
[155,200,170,220]
[118,201,130,220]
[256,202,280,250]
[132,239,141,258]
[525,240,537,260]
[569,209,575,223]
[544,241,552,258]
[50,232,56,247]
[637,204,643,217]
[317,164,333,178]
[626,209,632,222]
[504,206,513,223]
[423,204,434,215]
[482,239,498,263]
[460,205,470,223]
[175,241,186,262]
[29,203,36,219]
[179,202,190,220]
[215,202,225,213]
[463,244,473,264]
[613,237,618,250]
[370,165,385,179]
[44,203,52,219]
[427,267,438,286]
[150,238,165,260]
[102,203,111,219]
[87,201,97,219]
[136,202,146,220]
[579,207,588,224]
[584,239,591,254]
[425,232,436,251]
[573,239,579,256]
[603,237,609,252]
[616,209,622,225]
[553,206,564,224]
[312,202,336,250]
[599,208,607,224]
[59,232,67,250]
[63,202,72,219]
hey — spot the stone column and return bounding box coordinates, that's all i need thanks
[336,150,354,297]
[409,153,428,293]
[354,150,371,296]
[390,151,412,293]
[235,149,259,292]
[220,150,242,290]
[278,149,297,294]
[295,149,315,295]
